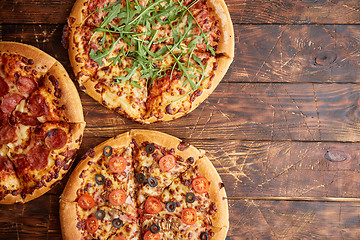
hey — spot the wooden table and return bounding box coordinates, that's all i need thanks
[2,0,360,239]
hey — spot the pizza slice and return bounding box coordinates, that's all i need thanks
[60,132,139,239]
[139,156,228,239]
[130,129,203,206]
[5,121,84,203]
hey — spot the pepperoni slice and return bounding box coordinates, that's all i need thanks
[0,156,15,173]
[109,156,127,173]
[85,216,99,233]
[45,129,67,150]
[78,194,96,209]
[1,93,24,115]
[26,145,50,170]
[0,120,17,144]
[192,177,209,193]
[16,76,37,95]
[109,189,127,206]
[143,230,161,240]
[159,155,176,171]
[0,77,9,97]
[144,197,162,214]
[26,93,47,117]
[181,208,197,225]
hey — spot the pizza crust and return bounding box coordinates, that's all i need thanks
[44,62,84,123]
[59,200,83,240]
[130,129,204,161]
[0,41,57,74]
[196,156,229,229]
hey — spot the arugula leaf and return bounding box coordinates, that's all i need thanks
[89,38,120,66]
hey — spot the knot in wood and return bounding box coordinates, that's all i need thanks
[324,150,348,162]
[315,51,337,66]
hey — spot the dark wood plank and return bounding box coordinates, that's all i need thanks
[228,200,360,239]
[77,82,360,142]
[1,0,360,24]
[2,24,360,84]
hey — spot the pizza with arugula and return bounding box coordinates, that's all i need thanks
[66,0,234,123]
[60,129,228,239]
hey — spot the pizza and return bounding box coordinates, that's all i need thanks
[0,41,85,204]
[60,129,228,239]
[65,0,234,123]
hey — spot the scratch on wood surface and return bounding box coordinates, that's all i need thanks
[253,29,285,82]
[189,105,205,139]
[281,85,315,141]
[258,143,320,187]
[312,84,321,141]
[270,84,293,140]
[198,109,215,137]
[251,200,280,239]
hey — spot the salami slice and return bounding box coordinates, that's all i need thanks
[26,93,48,117]
[16,76,37,95]
[0,77,9,97]
[45,128,68,149]
[0,120,17,144]
[27,145,50,170]
[0,93,24,115]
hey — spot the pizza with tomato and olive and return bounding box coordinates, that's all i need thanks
[65,0,234,123]
[0,41,85,204]
[60,129,228,239]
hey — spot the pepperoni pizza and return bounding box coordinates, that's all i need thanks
[0,42,85,204]
[66,0,234,123]
[60,129,228,239]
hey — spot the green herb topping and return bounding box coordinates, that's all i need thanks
[86,0,216,93]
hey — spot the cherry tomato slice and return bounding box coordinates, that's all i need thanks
[86,216,99,233]
[144,197,162,214]
[143,230,161,240]
[181,207,197,225]
[78,194,96,209]
[113,237,127,240]
[109,156,127,173]
[192,177,209,194]
[159,155,176,171]
[109,189,127,206]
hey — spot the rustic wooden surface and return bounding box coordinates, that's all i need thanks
[1,0,360,239]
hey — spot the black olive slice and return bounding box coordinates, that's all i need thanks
[95,174,105,185]
[185,192,196,203]
[112,218,123,228]
[200,232,209,240]
[95,210,106,220]
[147,177,158,187]
[136,173,146,184]
[166,202,176,212]
[145,144,155,154]
[103,145,113,157]
[150,223,160,234]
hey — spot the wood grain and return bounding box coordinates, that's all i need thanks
[1,0,360,24]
